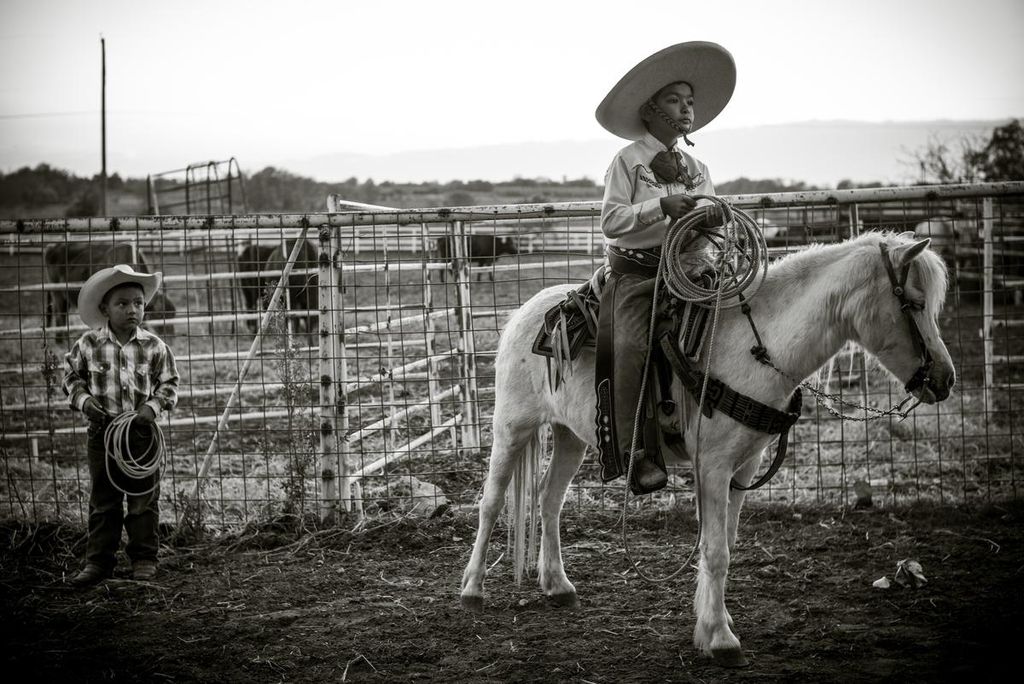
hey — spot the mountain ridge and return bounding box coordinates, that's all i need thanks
[286,118,1014,187]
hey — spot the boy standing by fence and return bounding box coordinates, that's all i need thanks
[62,264,179,586]
[594,41,735,494]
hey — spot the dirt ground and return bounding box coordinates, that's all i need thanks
[2,501,1021,683]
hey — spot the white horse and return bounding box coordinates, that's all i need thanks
[459,231,955,667]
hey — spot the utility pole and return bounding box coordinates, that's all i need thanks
[100,36,107,216]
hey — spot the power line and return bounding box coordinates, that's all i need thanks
[0,111,98,120]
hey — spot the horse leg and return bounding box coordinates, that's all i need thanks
[460,418,535,612]
[536,424,585,607]
[693,460,748,667]
[727,449,763,551]
[715,449,763,632]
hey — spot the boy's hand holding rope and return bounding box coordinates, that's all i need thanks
[97,408,166,497]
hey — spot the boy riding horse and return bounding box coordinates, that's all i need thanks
[594,41,734,494]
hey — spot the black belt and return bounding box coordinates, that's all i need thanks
[607,246,661,278]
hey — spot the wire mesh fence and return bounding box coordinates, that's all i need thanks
[1,182,1022,528]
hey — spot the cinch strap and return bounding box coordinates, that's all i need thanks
[657,329,801,491]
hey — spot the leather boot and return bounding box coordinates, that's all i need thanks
[133,560,158,581]
[71,564,111,587]
[628,450,668,495]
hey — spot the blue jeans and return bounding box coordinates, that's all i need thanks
[84,420,160,571]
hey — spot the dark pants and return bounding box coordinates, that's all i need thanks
[596,247,664,483]
[85,420,160,571]
[607,271,657,458]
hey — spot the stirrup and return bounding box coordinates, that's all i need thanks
[628,451,668,495]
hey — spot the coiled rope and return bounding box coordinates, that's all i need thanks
[104,411,164,496]
[660,196,769,305]
[622,196,769,583]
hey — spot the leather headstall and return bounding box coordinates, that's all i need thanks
[878,243,934,394]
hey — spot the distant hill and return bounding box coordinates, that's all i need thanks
[4,118,1015,216]
[288,119,1013,187]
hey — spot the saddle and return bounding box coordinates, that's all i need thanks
[532,266,714,490]
[532,267,802,494]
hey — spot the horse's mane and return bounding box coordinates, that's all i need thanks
[766,231,949,313]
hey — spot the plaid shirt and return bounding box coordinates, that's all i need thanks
[62,324,179,421]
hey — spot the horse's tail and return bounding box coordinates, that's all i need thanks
[507,426,545,585]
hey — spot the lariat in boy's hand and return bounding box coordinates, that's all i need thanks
[83,397,108,422]
[134,405,157,426]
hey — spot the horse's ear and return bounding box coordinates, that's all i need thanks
[894,238,931,267]
[898,231,915,240]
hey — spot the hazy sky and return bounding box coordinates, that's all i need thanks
[1,0,1021,181]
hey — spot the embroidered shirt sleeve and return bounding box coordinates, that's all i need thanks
[600,155,665,239]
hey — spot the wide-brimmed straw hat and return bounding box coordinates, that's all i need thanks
[78,264,162,329]
[595,41,736,141]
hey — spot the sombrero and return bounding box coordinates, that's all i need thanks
[78,264,162,329]
[595,41,736,141]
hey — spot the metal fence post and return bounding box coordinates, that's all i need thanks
[319,223,351,519]
[279,234,295,341]
[451,220,480,452]
[982,197,994,416]
[421,223,442,428]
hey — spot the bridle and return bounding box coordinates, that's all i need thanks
[878,242,935,395]
[741,241,939,422]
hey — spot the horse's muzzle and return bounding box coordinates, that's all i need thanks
[916,370,954,404]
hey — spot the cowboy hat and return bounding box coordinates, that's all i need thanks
[596,41,736,141]
[78,264,162,330]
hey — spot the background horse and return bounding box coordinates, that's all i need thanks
[234,239,319,335]
[435,234,519,281]
[459,231,955,667]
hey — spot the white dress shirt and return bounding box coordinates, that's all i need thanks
[600,132,716,249]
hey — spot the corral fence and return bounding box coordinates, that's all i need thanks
[1,182,1022,529]
[146,157,247,216]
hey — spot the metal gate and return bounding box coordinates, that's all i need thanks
[1,182,1022,527]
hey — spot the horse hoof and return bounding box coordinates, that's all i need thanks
[711,647,749,668]
[460,595,484,613]
[547,591,580,609]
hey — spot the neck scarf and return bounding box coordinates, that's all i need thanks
[649,150,703,189]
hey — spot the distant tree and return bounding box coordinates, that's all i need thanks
[246,166,331,211]
[911,119,1023,183]
[66,190,99,217]
[445,191,475,206]
[911,134,985,183]
[716,177,818,195]
[981,119,1024,181]
[836,179,891,190]
[0,163,85,207]
[361,179,379,204]
[563,177,596,188]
